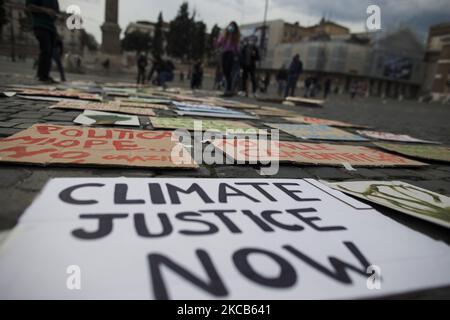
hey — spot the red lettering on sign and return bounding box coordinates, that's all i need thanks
[61,129,83,138]
[112,141,144,151]
[84,140,108,149]
[88,129,113,139]
[53,140,80,148]
[0,146,56,158]
[36,125,62,135]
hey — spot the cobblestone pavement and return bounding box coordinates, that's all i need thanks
[0,72,449,299]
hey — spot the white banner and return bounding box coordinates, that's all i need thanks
[0,178,449,299]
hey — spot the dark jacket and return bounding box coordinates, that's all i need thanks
[26,0,59,33]
[288,57,303,77]
[240,43,260,69]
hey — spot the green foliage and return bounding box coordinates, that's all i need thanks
[206,24,221,59]
[166,2,207,61]
[122,30,152,54]
[152,12,164,57]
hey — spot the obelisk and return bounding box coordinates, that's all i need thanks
[101,0,121,66]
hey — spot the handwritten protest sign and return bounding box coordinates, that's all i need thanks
[51,101,156,116]
[17,89,102,101]
[265,124,369,141]
[212,139,426,167]
[247,107,299,117]
[1,178,450,299]
[149,117,256,132]
[74,110,140,127]
[375,143,450,163]
[285,96,325,106]
[284,116,364,128]
[115,99,170,110]
[0,124,197,168]
[357,131,438,144]
[173,101,246,115]
[327,181,450,229]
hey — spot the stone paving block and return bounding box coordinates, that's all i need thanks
[347,168,387,179]
[303,167,353,180]
[157,166,212,178]
[7,118,45,124]
[0,187,37,229]
[0,127,20,136]
[13,111,51,118]
[43,115,77,121]
[16,168,95,192]
[271,165,314,179]
[214,165,262,178]
[0,121,16,128]
[14,123,33,129]
[0,167,32,188]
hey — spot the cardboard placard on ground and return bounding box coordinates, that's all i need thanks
[247,107,299,117]
[74,110,140,127]
[357,130,438,144]
[1,178,450,299]
[173,101,245,115]
[0,124,197,168]
[285,116,364,128]
[212,139,426,167]
[266,124,369,141]
[51,101,156,116]
[17,89,102,101]
[117,97,171,106]
[285,96,325,106]
[149,117,256,132]
[375,143,450,163]
[115,99,170,110]
[175,110,257,120]
[327,181,450,229]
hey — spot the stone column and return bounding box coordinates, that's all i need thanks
[101,0,121,55]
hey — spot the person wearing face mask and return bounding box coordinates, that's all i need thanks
[215,21,241,97]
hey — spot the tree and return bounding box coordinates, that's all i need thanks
[80,30,99,52]
[206,24,221,59]
[190,20,206,60]
[152,12,164,57]
[166,2,192,60]
[121,30,152,54]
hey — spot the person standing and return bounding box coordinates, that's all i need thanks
[323,78,332,99]
[215,21,240,97]
[240,37,260,97]
[284,54,303,97]
[276,64,288,97]
[190,60,204,90]
[26,0,60,83]
[136,53,148,85]
[52,35,66,82]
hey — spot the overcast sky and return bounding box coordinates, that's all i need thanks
[59,0,450,43]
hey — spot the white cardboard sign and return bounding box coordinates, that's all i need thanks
[1,178,450,300]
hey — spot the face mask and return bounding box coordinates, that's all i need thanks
[227,25,235,33]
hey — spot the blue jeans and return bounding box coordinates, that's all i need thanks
[159,71,174,88]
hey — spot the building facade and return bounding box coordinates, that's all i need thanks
[241,18,425,99]
[424,23,450,101]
